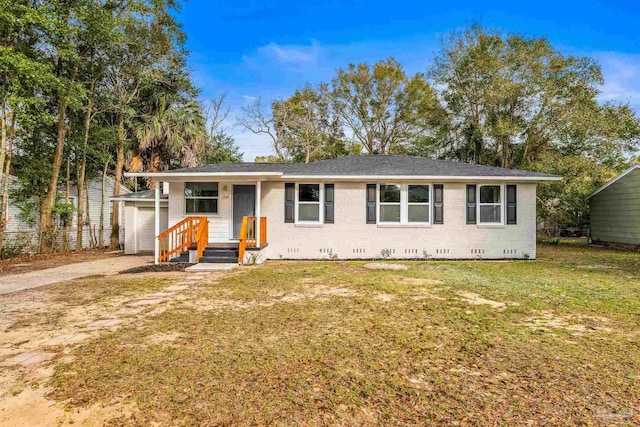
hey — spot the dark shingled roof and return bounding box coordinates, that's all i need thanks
[165,155,557,178]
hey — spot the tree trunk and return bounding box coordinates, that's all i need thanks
[62,158,70,251]
[75,80,95,251]
[110,114,125,249]
[0,115,14,254]
[101,159,109,247]
[85,181,96,248]
[39,67,78,253]
[0,103,7,195]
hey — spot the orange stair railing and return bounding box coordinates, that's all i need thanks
[238,216,267,263]
[157,216,208,263]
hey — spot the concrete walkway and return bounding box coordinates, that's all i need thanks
[0,256,153,295]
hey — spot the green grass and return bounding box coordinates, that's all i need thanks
[48,241,640,425]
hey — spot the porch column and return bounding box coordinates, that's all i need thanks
[255,180,261,249]
[154,181,160,265]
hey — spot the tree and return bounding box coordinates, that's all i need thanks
[203,132,242,164]
[202,94,242,163]
[106,0,193,248]
[238,97,289,161]
[430,24,640,226]
[133,96,207,173]
[275,85,333,163]
[330,58,443,154]
[429,24,640,170]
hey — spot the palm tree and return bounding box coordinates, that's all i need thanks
[131,96,207,174]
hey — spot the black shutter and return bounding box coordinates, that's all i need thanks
[466,184,476,224]
[284,183,295,223]
[324,184,334,224]
[366,184,376,224]
[506,184,517,225]
[433,184,444,224]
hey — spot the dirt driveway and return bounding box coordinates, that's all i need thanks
[0,268,226,426]
[0,256,153,295]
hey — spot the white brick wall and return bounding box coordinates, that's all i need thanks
[260,181,537,260]
[164,179,538,260]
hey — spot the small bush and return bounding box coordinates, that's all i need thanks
[1,232,37,259]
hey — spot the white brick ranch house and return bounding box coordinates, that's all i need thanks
[119,155,561,264]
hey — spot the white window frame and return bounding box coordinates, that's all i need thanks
[477,184,504,225]
[295,183,323,224]
[407,184,431,224]
[378,183,402,224]
[184,182,219,215]
[377,183,432,225]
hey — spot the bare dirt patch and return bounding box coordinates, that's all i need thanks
[455,291,509,309]
[147,332,181,345]
[363,263,409,270]
[0,270,204,426]
[400,277,445,285]
[186,285,357,311]
[523,310,614,333]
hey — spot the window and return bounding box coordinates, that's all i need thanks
[408,185,429,223]
[185,182,218,214]
[478,185,502,224]
[377,183,432,225]
[379,184,401,222]
[297,183,321,223]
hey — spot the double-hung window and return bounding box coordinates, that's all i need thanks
[379,184,401,222]
[408,185,430,223]
[296,183,322,223]
[185,182,219,214]
[478,185,502,224]
[378,183,431,225]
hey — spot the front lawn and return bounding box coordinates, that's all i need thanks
[49,241,639,425]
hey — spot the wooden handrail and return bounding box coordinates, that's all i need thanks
[157,216,208,263]
[238,216,267,263]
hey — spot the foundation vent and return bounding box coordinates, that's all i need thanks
[503,249,517,255]
[319,248,336,254]
[352,248,365,254]
[435,249,451,255]
[471,249,485,255]
[404,249,419,255]
[287,248,300,254]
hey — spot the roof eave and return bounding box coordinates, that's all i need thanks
[109,197,169,202]
[280,174,562,182]
[123,171,285,179]
[587,164,640,199]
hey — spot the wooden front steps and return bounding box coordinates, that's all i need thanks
[170,243,239,264]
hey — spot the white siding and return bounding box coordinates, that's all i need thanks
[168,181,233,243]
[3,176,129,249]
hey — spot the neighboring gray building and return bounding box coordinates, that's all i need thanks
[588,164,640,248]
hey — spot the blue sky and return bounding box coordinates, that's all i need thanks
[179,0,640,161]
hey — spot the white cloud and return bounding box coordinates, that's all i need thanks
[595,52,640,111]
[259,41,320,64]
[247,40,321,66]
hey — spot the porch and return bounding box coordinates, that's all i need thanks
[149,180,268,265]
